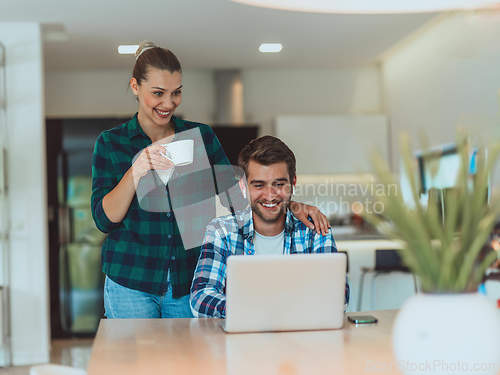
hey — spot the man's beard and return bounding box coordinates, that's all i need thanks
[251,199,290,224]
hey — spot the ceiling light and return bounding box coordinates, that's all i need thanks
[118,45,139,55]
[231,0,500,13]
[259,43,283,53]
[41,23,69,43]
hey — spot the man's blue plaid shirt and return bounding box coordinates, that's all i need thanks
[190,207,350,318]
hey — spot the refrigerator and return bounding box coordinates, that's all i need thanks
[46,118,127,337]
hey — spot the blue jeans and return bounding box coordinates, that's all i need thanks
[104,276,193,318]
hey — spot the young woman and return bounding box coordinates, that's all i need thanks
[91,41,330,318]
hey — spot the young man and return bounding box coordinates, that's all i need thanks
[190,136,348,318]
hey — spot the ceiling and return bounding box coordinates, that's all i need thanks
[0,0,437,71]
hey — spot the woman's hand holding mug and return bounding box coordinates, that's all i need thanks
[132,144,175,180]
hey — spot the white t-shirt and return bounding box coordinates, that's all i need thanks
[253,230,285,256]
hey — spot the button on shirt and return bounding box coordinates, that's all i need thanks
[91,114,231,297]
[190,207,350,318]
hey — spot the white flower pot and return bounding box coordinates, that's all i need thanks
[392,292,500,375]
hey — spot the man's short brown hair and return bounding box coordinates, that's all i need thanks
[237,136,296,182]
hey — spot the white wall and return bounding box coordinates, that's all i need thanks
[46,66,383,134]
[243,67,383,135]
[276,115,388,174]
[0,22,49,365]
[45,68,215,124]
[383,12,500,188]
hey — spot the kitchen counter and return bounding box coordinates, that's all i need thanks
[332,225,387,241]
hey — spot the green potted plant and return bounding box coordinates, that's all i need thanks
[366,134,500,375]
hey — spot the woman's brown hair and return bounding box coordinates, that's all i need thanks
[133,41,182,85]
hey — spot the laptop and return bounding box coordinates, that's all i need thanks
[224,252,347,333]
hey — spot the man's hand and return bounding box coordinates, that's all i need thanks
[289,201,330,235]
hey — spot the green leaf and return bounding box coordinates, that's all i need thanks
[366,131,499,293]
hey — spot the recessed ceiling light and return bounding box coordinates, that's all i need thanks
[41,23,69,43]
[231,0,499,13]
[118,45,139,55]
[259,43,283,53]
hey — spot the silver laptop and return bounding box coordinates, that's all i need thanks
[224,252,347,333]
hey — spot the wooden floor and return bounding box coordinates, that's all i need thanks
[0,338,93,374]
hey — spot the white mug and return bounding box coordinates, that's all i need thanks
[160,139,194,166]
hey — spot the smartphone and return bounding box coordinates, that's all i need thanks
[348,315,378,324]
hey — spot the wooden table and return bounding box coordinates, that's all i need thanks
[88,310,401,375]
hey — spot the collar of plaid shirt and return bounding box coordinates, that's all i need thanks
[127,113,188,140]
